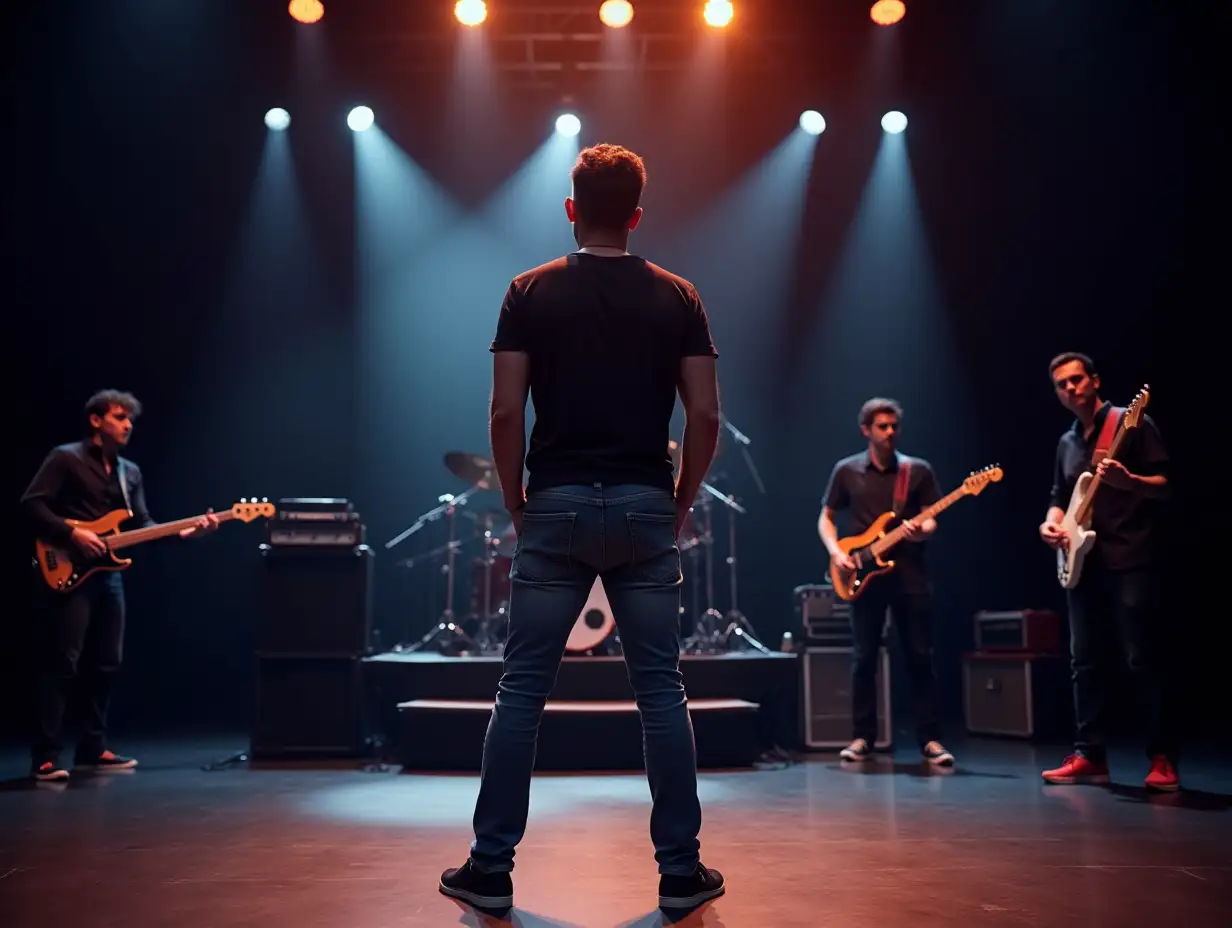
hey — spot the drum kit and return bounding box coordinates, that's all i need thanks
[385,414,768,657]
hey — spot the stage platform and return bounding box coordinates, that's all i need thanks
[364,650,800,768]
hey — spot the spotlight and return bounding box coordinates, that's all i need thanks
[347,106,375,132]
[288,0,324,24]
[455,0,487,26]
[264,108,291,131]
[703,1,733,28]
[799,110,826,136]
[881,110,907,134]
[870,1,906,27]
[599,0,634,28]
[555,113,581,137]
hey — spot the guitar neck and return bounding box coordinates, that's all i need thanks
[1075,419,1131,524]
[870,486,968,556]
[108,511,235,551]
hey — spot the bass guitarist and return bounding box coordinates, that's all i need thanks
[1038,353,1178,790]
[19,390,217,782]
[818,397,954,767]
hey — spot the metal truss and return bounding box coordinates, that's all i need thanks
[347,4,806,89]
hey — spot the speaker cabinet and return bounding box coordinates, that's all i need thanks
[257,544,373,656]
[963,652,1071,740]
[252,656,367,758]
[801,646,892,749]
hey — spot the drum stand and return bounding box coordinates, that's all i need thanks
[720,494,770,654]
[386,487,480,654]
[682,493,724,654]
[472,514,509,655]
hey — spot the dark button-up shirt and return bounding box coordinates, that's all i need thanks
[1050,402,1168,570]
[21,441,153,544]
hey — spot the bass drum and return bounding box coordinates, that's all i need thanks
[566,577,617,653]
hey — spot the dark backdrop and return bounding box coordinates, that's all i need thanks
[3,1,1224,749]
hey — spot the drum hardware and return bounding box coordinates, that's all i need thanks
[385,450,498,654]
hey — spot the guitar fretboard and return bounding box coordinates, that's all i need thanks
[108,511,237,551]
[869,486,970,557]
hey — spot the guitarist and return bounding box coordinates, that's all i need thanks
[818,398,955,767]
[1037,353,1177,791]
[19,390,217,782]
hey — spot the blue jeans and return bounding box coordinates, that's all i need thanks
[469,483,702,876]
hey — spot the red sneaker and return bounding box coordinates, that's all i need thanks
[1041,753,1110,785]
[1144,755,1179,792]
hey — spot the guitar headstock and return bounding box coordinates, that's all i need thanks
[962,465,1003,496]
[1122,384,1150,429]
[230,498,275,522]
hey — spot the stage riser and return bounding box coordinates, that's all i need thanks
[364,653,799,756]
[396,703,761,771]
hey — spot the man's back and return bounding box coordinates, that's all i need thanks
[490,252,717,493]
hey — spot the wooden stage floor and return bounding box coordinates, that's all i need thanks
[1,736,1229,927]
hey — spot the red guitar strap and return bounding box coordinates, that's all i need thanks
[1091,406,1123,465]
[893,454,912,514]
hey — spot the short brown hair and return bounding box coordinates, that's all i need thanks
[570,143,647,231]
[859,397,903,429]
[84,389,142,432]
[1048,352,1096,381]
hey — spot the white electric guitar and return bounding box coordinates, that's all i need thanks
[1056,385,1150,589]
[567,577,616,652]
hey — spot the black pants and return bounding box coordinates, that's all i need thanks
[1067,558,1175,763]
[32,571,126,765]
[850,574,941,747]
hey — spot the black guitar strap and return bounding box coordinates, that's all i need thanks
[116,457,133,515]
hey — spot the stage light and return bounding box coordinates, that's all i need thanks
[288,0,324,24]
[799,110,826,136]
[703,1,733,28]
[455,0,487,26]
[870,1,906,27]
[348,106,375,132]
[881,110,907,134]
[265,108,291,131]
[599,0,634,28]
[555,113,581,137]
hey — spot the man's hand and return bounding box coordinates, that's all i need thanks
[900,519,920,540]
[180,509,220,540]
[829,549,855,573]
[1039,520,1068,550]
[1096,458,1136,490]
[70,526,108,557]
[506,497,526,537]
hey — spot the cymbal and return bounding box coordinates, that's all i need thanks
[444,451,495,489]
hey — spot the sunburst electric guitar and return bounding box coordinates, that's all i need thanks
[1055,385,1150,589]
[34,498,275,593]
[830,466,1003,601]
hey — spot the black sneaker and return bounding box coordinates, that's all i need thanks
[659,864,725,909]
[32,760,70,782]
[74,750,138,771]
[839,738,872,762]
[439,860,513,910]
[922,741,954,767]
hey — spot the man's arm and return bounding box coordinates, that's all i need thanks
[675,356,720,528]
[818,507,841,556]
[903,463,940,541]
[491,351,531,514]
[1101,414,1170,499]
[1041,438,1069,547]
[127,465,154,528]
[20,450,74,544]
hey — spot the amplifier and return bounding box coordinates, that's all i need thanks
[252,655,369,759]
[962,652,1071,740]
[277,497,354,520]
[257,544,373,655]
[793,583,853,646]
[974,609,1062,653]
[801,647,892,749]
[267,519,365,547]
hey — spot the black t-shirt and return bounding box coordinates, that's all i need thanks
[822,452,942,586]
[490,252,718,493]
[1050,402,1168,570]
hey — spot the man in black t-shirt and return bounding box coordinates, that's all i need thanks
[1038,352,1178,791]
[440,144,726,912]
[818,397,955,767]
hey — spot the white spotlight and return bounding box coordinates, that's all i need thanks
[799,110,826,136]
[881,110,908,134]
[347,105,375,132]
[265,108,291,131]
[555,112,581,137]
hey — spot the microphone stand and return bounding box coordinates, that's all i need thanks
[714,417,770,653]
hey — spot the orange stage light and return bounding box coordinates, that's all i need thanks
[599,0,634,29]
[703,1,733,29]
[455,0,488,27]
[288,0,324,25]
[870,1,906,27]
